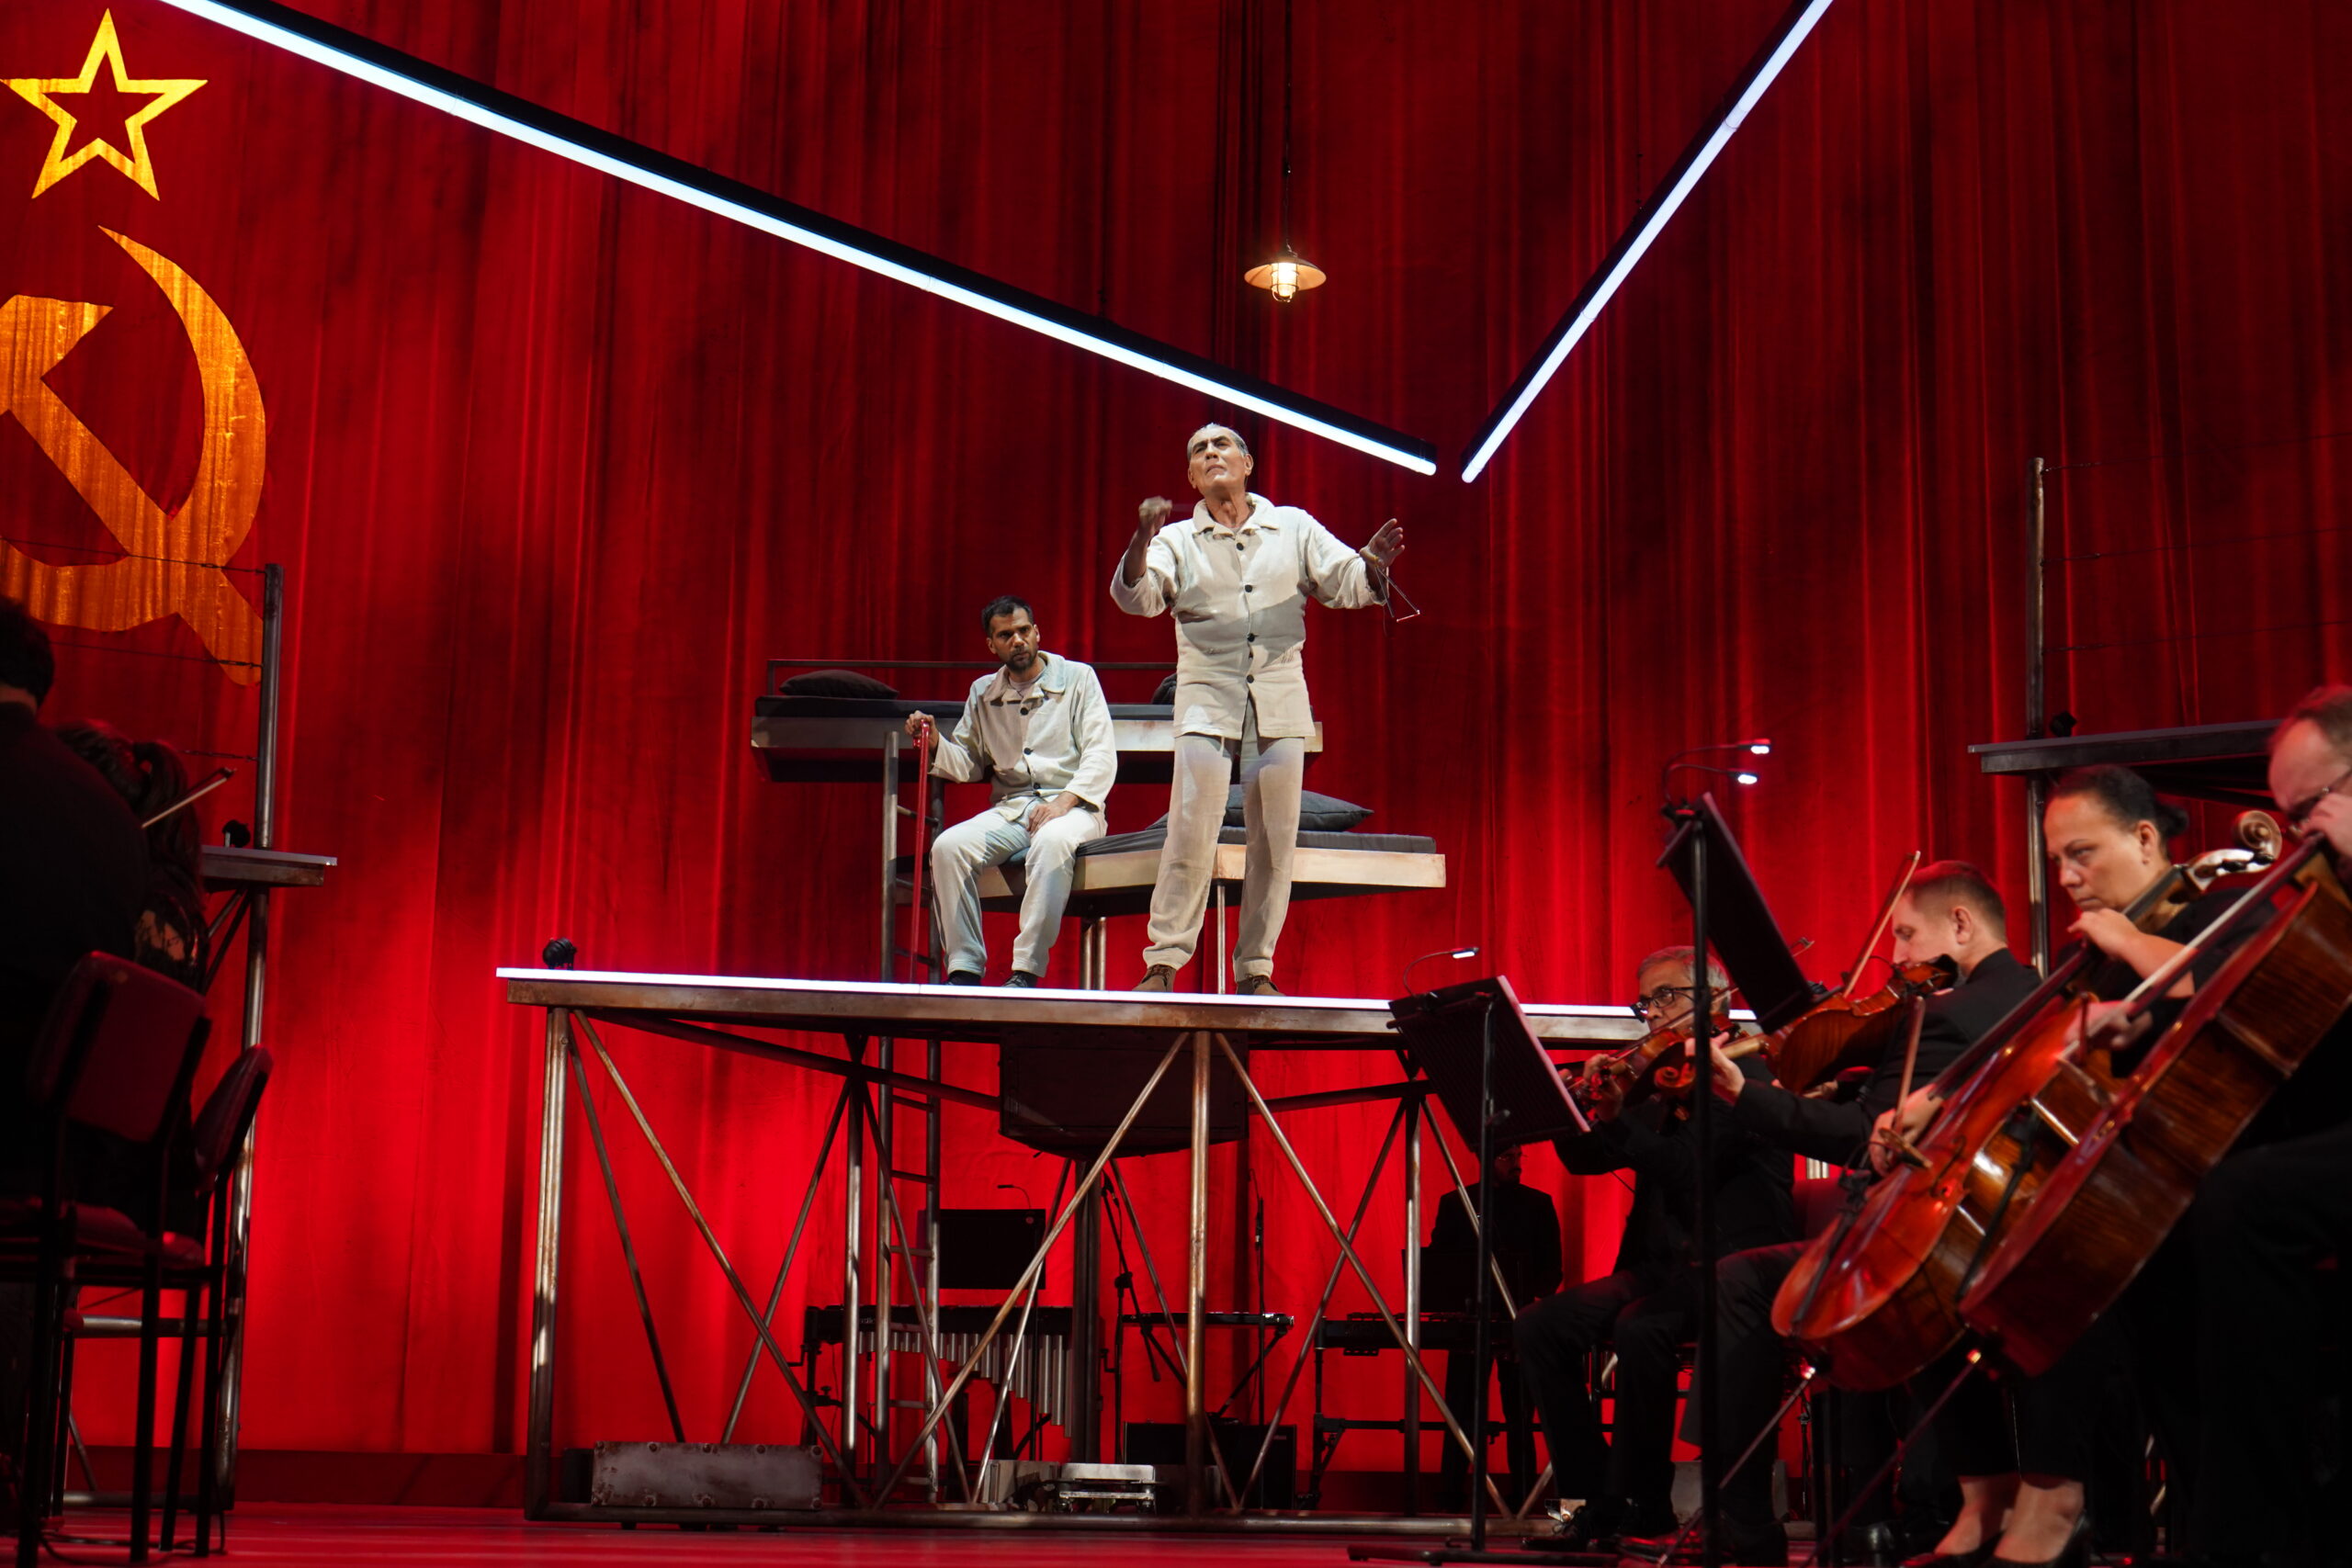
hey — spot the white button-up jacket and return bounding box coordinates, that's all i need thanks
[1109,494,1385,740]
[930,652,1117,818]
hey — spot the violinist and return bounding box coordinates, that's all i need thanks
[1694,863,2040,1561]
[2158,688,2352,1568]
[1512,947,1792,1551]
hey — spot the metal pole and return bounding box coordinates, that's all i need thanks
[1690,820,1721,1568]
[214,565,285,1504]
[1466,1004,1499,1551]
[1185,1031,1212,1515]
[922,1037,945,1497]
[1070,1183,1103,1461]
[843,1044,867,1483]
[2025,457,2052,974]
[873,1050,896,1486]
[879,731,900,981]
[1213,888,1228,995]
[1402,1089,1423,1516]
[524,1007,571,1517]
[254,565,283,851]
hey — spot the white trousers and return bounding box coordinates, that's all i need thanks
[931,802,1104,980]
[1142,720,1306,979]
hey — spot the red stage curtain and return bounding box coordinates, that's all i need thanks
[5,0,2346,1461]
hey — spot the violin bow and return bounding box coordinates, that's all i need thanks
[1840,850,1923,999]
[141,766,234,829]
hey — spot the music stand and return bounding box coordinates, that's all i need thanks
[1656,792,1807,1565]
[1387,976,1584,1556]
[1660,794,1815,1035]
[1393,977,1589,1152]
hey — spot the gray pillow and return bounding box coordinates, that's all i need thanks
[1150,672,1179,705]
[1153,786,1373,831]
[777,669,898,698]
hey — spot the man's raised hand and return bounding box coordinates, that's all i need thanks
[1363,517,1406,569]
[1137,495,1172,537]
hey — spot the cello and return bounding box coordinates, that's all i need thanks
[1956,837,2352,1378]
[1770,819,2282,1391]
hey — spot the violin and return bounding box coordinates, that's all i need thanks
[1771,815,2285,1391]
[1568,1020,1696,1114]
[1636,957,1954,1103]
[1958,836,2352,1379]
[1569,977,1748,1112]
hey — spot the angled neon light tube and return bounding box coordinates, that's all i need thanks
[155,0,1439,476]
[1459,0,1838,482]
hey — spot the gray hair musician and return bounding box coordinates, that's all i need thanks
[1110,423,1404,995]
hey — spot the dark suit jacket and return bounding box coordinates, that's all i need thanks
[1727,947,2042,1166]
[0,705,147,1183]
[1430,1178,1564,1301]
[1555,1055,1794,1273]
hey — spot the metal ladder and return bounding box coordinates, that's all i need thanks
[846,730,952,1498]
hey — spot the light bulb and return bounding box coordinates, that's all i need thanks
[1272,260,1298,301]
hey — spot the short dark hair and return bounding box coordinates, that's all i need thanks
[2276,685,2352,759]
[1908,859,2007,939]
[978,594,1034,634]
[0,595,55,704]
[2051,763,2190,841]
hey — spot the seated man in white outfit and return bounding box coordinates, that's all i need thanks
[906,595,1116,987]
[1111,423,1403,996]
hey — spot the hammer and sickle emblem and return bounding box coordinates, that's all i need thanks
[0,228,265,682]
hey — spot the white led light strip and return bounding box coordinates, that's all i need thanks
[1460,0,1838,482]
[157,0,1437,476]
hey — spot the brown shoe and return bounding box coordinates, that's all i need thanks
[1132,964,1177,991]
[1238,975,1282,996]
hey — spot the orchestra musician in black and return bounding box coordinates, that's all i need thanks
[1690,862,2041,1563]
[1513,945,1792,1551]
[1426,1143,1560,1509]
[1871,770,2234,1568]
[2118,693,2352,1568]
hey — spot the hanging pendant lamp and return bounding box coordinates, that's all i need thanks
[1246,0,1326,301]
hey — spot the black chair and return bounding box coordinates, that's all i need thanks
[3,953,210,1568]
[60,1048,272,1558]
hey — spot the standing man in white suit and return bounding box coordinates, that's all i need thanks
[1111,423,1404,995]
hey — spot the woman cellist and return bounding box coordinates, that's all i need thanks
[1873,766,2228,1568]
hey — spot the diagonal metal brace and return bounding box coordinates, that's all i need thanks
[1214,1034,1510,1516]
[875,1034,1188,1504]
[573,1014,869,1505]
[567,1041,685,1442]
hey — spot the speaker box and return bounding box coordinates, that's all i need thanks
[1122,1420,1295,1508]
[998,1040,1248,1155]
[916,1208,1046,1291]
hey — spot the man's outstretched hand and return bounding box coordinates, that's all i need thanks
[1363,518,1405,571]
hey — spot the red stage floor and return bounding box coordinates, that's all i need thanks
[50,1505,1477,1566]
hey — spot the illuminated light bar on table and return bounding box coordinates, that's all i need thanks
[497,965,1753,1053]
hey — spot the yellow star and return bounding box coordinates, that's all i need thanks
[7,10,204,199]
